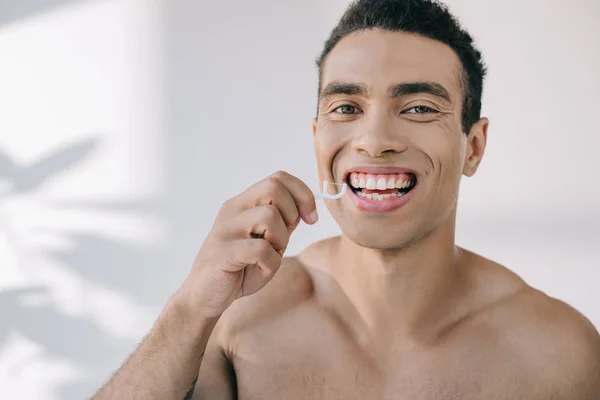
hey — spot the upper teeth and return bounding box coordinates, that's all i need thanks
[349,172,413,190]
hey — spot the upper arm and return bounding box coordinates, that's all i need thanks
[554,306,600,399]
[526,295,600,399]
[191,316,237,400]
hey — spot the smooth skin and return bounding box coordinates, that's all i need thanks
[93,30,600,400]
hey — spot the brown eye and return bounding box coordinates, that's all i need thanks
[404,105,438,114]
[334,105,359,114]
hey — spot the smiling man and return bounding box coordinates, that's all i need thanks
[93,1,600,399]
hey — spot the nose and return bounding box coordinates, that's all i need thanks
[351,116,408,157]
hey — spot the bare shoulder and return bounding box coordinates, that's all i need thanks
[215,237,337,352]
[464,253,600,398]
[215,254,317,350]
[506,288,600,397]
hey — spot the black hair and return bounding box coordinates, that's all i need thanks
[316,0,487,134]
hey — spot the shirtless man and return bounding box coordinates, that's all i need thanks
[93,0,600,399]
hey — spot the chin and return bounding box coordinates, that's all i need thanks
[340,222,421,251]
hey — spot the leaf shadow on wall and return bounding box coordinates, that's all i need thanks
[0,139,180,399]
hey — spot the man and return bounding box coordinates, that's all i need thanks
[93,0,600,399]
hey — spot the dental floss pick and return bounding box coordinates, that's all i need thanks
[314,181,347,200]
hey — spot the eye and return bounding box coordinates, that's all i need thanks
[333,104,360,115]
[403,105,439,114]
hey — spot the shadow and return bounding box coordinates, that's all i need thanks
[0,287,133,369]
[0,287,135,399]
[0,0,90,27]
[0,137,179,398]
[0,138,97,193]
[43,233,178,306]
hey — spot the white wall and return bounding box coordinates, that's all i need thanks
[0,1,165,398]
[0,0,598,398]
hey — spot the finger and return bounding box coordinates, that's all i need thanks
[226,205,290,254]
[221,173,301,227]
[269,171,318,225]
[223,238,282,276]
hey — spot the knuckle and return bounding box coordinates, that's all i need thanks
[218,199,229,213]
[289,208,300,222]
[262,204,280,221]
[270,170,289,180]
[262,179,284,206]
[219,197,236,213]
[263,176,281,195]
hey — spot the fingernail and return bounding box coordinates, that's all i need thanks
[307,210,318,224]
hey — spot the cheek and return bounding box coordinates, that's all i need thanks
[411,119,463,162]
[314,121,354,164]
[316,120,355,147]
[405,121,465,195]
[433,146,465,202]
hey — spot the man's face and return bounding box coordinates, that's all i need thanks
[313,30,487,250]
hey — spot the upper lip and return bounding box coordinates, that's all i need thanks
[343,165,419,181]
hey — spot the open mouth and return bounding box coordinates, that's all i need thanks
[346,172,417,200]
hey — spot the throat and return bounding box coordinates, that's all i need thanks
[324,236,465,340]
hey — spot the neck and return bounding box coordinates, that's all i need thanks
[323,214,467,348]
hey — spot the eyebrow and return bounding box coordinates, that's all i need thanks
[319,81,452,103]
[389,82,452,103]
[319,81,369,100]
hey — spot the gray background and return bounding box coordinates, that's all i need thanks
[0,0,598,398]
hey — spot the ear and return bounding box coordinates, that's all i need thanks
[312,118,318,136]
[463,117,489,177]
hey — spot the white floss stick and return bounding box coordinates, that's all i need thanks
[314,181,347,200]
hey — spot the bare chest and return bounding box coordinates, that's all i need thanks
[230,317,536,400]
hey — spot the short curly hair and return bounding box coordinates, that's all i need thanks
[316,0,487,134]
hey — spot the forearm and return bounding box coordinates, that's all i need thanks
[93,292,220,400]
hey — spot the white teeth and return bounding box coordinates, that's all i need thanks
[358,175,366,188]
[349,172,415,191]
[366,177,377,190]
[358,191,402,200]
[395,179,411,189]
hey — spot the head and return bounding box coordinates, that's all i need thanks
[312,0,489,250]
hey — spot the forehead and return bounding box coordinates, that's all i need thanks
[321,30,463,97]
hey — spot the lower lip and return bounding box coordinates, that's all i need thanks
[347,181,418,213]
